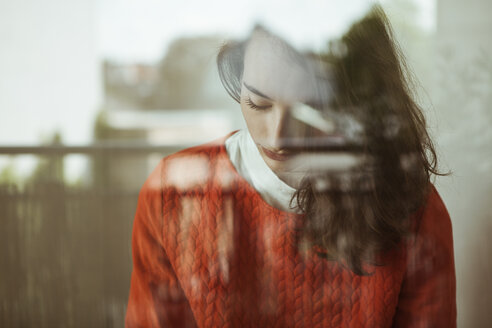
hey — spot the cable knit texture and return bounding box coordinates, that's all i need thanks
[126,136,456,328]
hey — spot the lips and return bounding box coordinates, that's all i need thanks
[261,146,295,161]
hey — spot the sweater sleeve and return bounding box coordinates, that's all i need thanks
[392,186,457,327]
[125,160,197,328]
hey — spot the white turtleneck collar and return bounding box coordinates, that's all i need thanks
[225,130,298,213]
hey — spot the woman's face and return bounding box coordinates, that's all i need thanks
[240,30,336,187]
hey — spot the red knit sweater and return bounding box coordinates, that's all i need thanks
[125,136,456,327]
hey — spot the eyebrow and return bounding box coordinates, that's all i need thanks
[243,82,273,100]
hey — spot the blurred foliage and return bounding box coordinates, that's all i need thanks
[0,162,20,186]
[26,132,64,186]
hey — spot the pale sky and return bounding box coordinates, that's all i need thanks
[98,0,436,63]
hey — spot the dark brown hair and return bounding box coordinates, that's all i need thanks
[217,5,444,275]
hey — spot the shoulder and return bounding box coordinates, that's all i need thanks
[405,184,455,274]
[395,184,457,328]
[413,184,453,241]
[153,132,238,193]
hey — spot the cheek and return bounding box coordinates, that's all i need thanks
[240,103,265,143]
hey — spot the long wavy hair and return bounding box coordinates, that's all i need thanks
[217,5,444,275]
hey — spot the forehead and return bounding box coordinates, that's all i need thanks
[243,30,331,104]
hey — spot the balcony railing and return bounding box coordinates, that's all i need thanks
[0,144,187,328]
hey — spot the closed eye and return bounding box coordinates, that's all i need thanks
[245,97,271,111]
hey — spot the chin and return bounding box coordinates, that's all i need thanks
[261,154,283,171]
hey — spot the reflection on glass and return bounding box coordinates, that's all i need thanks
[126,4,456,328]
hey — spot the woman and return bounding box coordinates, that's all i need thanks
[126,6,456,327]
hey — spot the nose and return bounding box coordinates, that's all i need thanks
[269,104,306,150]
